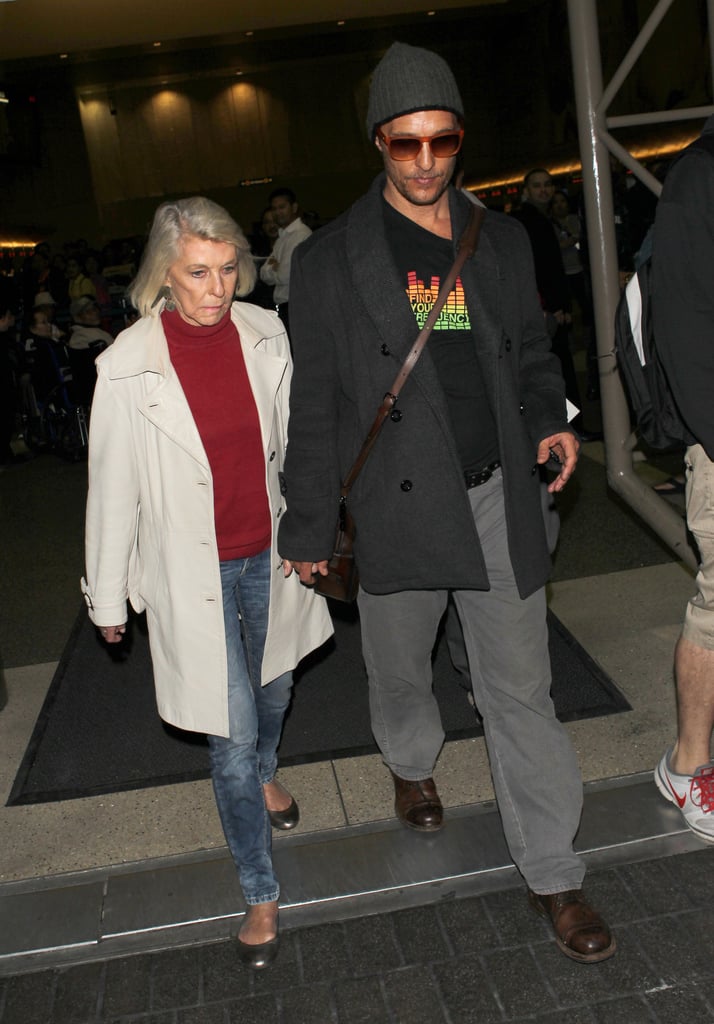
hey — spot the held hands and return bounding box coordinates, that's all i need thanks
[99,624,127,644]
[537,432,579,493]
[282,559,329,585]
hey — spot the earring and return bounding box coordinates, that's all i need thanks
[151,285,175,311]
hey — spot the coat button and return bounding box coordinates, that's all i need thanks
[269,451,276,461]
[381,343,391,356]
[531,464,538,475]
[505,339,512,352]
[400,479,413,492]
[390,409,402,422]
[520,403,525,415]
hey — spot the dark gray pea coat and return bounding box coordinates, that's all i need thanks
[278,175,572,599]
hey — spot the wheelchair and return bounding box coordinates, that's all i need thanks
[20,336,94,462]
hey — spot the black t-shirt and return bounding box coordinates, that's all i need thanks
[383,198,499,473]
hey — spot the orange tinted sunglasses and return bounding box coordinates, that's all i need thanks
[377,128,464,161]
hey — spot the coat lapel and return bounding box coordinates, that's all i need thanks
[101,314,209,466]
[237,317,288,454]
[449,190,503,361]
[345,176,451,429]
[346,178,419,368]
[139,371,209,467]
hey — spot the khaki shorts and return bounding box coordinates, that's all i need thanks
[683,444,714,650]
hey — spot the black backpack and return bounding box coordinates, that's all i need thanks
[614,255,692,450]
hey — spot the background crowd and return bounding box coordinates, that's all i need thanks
[0,155,663,473]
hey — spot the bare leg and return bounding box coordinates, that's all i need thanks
[670,635,714,774]
[262,778,293,813]
[239,900,279,945]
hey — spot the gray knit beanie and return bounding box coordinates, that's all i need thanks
[366,42,464,142]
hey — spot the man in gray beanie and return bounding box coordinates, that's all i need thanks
[279,42,615,964]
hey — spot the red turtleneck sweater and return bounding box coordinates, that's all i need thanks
[163,308,271,560]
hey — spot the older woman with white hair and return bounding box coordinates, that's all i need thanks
[81,196,332,969]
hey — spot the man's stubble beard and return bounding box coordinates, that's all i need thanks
[390,170,452,208]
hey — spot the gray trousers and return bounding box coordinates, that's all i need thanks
[357,470,584,893]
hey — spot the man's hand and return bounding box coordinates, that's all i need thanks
[282,559,329,585]
[537,432,580,493]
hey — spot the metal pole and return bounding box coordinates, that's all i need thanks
[598,0,675,113]
[598,129,663,195]
[0,648,6,713]
[710,0,714,97]
[566,0,696,568]
[602,105,714,193]
[608,105,714,127]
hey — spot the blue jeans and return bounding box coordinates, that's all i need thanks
[207,548,293,905]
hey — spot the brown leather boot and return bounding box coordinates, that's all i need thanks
[391,772,444,832]
[528,889,616,963]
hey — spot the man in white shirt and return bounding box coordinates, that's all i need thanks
[68,296,114,352]
[67,296,114,404]
[258,188,312,337]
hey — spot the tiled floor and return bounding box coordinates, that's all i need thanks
[3,849,714,1022]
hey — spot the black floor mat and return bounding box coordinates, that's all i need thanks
[8,601,630,806]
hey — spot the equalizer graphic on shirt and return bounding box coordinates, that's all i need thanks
[405,271,471,330]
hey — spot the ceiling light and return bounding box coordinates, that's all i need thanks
[245,30,254,37]
[153,41,162,48]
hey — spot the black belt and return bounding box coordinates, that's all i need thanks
[464,460,501,489]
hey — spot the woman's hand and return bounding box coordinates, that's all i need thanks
[99,624,127,644]
[282,559,329,584]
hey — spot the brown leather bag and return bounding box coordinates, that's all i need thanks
[313,204,485,603]
[313,495,359,603]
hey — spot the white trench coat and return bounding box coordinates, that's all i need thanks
[82,302,333,738]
